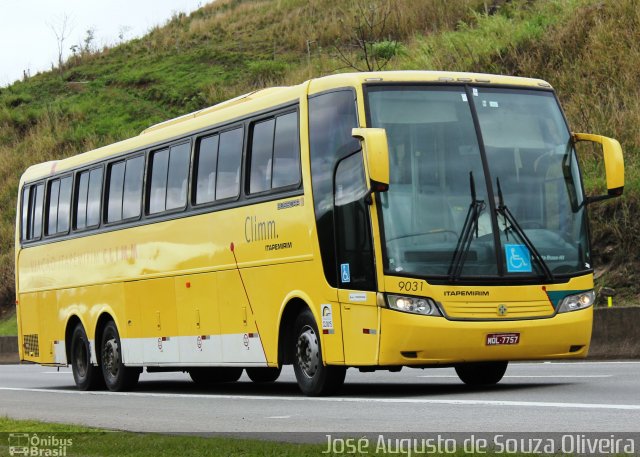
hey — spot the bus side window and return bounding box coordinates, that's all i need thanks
[166,142,191,211]
[21,184,44,241]
[106,161,126,223]
[46,179,60,236]
[272,112,300,189]
[248,112,301,195]
[122,156,144,219]
[194,134,219,205]
[45,176,71,236]
[57,176,72,234]
[149,143,190,213]
[216,127,243,200]
[249,118,275,194]
[21,186,31,240]
[149,149,169,214]
[31,183,44,240]
[86,167,103,228]
[75,171,90,230]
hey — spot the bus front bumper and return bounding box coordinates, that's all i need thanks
[378,306,592,365]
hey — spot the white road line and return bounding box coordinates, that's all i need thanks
[417,375,613,378]
[266,416,291,419]
[539,361,640,365]
[1,386,639,411]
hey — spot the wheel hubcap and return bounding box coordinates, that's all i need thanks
[296,325,319,378]
[103,338,120,378]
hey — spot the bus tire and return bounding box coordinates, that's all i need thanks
[100,321,140,391]
[293,309,346,396]
[70,324,103,391]
[246,367,281,383]
[455,361,508,386]
[189,367,243,384]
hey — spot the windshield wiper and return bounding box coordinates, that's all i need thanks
[495,177,554,282]
[448,172,485,281]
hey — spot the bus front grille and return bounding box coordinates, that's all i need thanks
[442,301,555,320]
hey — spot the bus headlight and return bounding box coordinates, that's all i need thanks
[557,290,595,313]
[387,295,442,316]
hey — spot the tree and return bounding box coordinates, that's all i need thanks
[49,15,72,72]
[333,0,403,72]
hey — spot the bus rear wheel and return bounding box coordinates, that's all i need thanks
[189,367,243,384]
[70,324,103,391]
[293,309,346,396]
[101,321,140,391]
[246,367,281,383]
[455,361,508,386]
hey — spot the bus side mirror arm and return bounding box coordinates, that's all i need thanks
[572,132,624,204]
[352,128,390,196]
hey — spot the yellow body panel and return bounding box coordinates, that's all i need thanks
[14,71,601,371]
[379,306,592,365]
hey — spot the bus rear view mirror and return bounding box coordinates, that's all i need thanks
[352,128,390,193]
[573,133,624,203]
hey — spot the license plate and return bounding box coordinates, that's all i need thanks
[486,333,520,345]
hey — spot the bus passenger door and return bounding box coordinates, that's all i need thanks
[334,151,380,365]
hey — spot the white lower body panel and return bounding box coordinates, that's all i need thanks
[120,333,267,367]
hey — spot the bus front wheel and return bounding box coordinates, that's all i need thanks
[455,361,508,386]
[70,324,103,391]
[293,309,346,396]
[101,321,140,391]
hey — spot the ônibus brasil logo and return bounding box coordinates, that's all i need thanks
[8,433,73,456]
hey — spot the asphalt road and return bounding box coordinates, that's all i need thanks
[1,361,639,437]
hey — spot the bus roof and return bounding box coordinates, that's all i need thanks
[20,71,553,184]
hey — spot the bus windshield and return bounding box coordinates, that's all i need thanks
[367,85,590,281]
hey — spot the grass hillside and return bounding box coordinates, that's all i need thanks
[0,0,638,308]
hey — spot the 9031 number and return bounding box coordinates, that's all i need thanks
[398,281,424,292]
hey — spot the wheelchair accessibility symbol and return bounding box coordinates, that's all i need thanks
[505,244,532,273]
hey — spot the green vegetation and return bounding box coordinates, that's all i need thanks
[0,417,329,456]
[0,417,569,456]
[0,310,17,336]
[0,0,638,307]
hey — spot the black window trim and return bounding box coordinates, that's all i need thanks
[19,99,302,248]
[190,133,219,208]
[146,141,195,218]
[73,164,105,233]
[44,173,74,239]
[104,153,146,227]
[245,107,302,199]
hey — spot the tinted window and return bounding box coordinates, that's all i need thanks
[273,112,300,188]
[216,127,243,200]
[335,152,375,290]
[32,184,44,240]
[75,171,90,230]
[107,161,125,223]
[47,180,60,235]
[309,90,360,287]
[149,149,169,214]
[250,119,275,193]
[166,142,190,210]
[21,186,30,240]
[57,176,72,233]
[87,168,103,227]
[249,112,300,194]
[123,156,144,219]
[194,135,219,204]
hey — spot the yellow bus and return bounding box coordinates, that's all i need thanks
[15,71,624,396]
